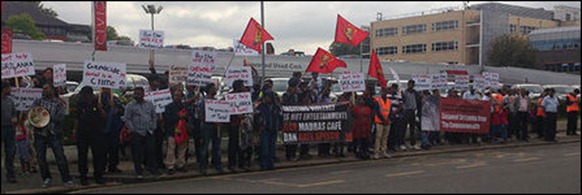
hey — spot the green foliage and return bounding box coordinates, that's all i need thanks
[106,26,120,40]
[488,34,539,69]
[5,13,45,40]
[33,1,58,18]
[329,42,360,57]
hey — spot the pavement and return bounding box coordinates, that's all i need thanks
[1,120,580,194]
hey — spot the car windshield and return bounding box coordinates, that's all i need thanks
[271,79,288,93]
[553,87,572,94]
[521,86,543,93]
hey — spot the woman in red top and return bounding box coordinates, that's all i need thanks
[491,103,509,144]
[352,96,373,159]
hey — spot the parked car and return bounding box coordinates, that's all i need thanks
[543,84,574,101]
[511,83,544,99]
[270,77,290,97]
[65,81,79,94]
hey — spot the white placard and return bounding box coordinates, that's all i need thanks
[139,30,164,48]
[430,73,447,90]
[339,73,365,92]
[82,61,127,89]
[482,72,499,88]
[53,64,67,87]
[191,50,216,69]
[473,75,486,90]
[233,39,259,56]
[1,52,35,79]
[225,92,253,114]
[412,74,431,91]
[455,75,470,91]
[226,66,253,87]
[9,88,43,111]
[205,99,230,123]
[144,89,173,113]
[169,64,188,85]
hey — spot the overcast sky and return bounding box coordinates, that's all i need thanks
[42,1,580,55]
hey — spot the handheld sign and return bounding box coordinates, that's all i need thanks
[144,89,173,113]
[225,92,253,114]
[139,30,164,48]
[205,99,230,123]
[226,66,253,87]
[1,52,35,79]
[412,74,431,91]
[339,73,365,92]
[169,64,188,85]
[53,64,67,87]
[455,75,470,91]
[9,88,43,111]
[82,61,126,89]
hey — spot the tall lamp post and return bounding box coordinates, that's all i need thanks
[142,4,163,70]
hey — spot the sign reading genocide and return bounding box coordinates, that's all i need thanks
[169,64,188,85]
[9,88,43,111]
[205,99,230,123]
[1,52,35,79]
[82,61,126,89]
[339,73,365,92]
[440,98,491,134]
[144,89,173,113]
[226,66,253,87]
[282,103,350,144]
[225,92,253,114]
[139,30,164,48]
[53,64,67,87]
[412,74,431,91]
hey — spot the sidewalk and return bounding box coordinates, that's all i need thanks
[2,123,580,194]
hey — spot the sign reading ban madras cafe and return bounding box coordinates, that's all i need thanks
[282,103,349,144]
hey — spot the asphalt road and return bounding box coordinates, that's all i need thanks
[76,142,580,194]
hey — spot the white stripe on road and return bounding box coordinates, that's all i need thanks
[455,162,487,169]
[298,180,346,188]
[564,152,580,156]
[513,157,540,163]
[385,170,425,178]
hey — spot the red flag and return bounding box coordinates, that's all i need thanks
[1,29,13,54]
[239,18,273,53]
[93,1,107,51]
[368,50,387,87]
[305,48,346,73]
[335,14,369,47]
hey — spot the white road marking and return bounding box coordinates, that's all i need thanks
[385,170,425,178]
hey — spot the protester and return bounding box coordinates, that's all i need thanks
[282,79,301,161]
[15,117,31,176]
[227,80,248,173]
[256,91,282,170]
[317,87,333,157]
[123,87,160,179]
[2,81,18,183]
[515,89,532,142]
[491,96,509,144]
[401,80,421,150]
[148,76,166,171]
[373,87,392,159]
[32,83,73,188]
[534,89,548,139]
[298,91,314,160]
[98,88,125,174]
[163,88,190,175]
[386,84,403,152]
[504,88,519,141]
[74,86,108,185]
[462,86,481,145]
[197,83,224,175]
[420,89,440,150]
[542,88,559,142]
[565,89,580,136]
[352,95,373,159]
[184,85,203,165]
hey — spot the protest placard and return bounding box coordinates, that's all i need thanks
[1,52,35,79]
[191,50,216,69]
[53,64,67,87]
[412,74,431,91]
[144,89,173,113]
[281,103,350,144]
[233,39,259,56]
[226,66,253,87]
[225,92,253,114]
[455,75,470,91]
[139,30,164,48]
[431,73,447,90]
[205,99,230,123]
[82,61,126,89]
[473,75,486,90]
[339,73,365,92]
[440,98,490,134]
[169,64,188,85]
[9,88,43,111]
[482,72,500,88]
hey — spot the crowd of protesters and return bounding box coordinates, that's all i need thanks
[1,69,580,188]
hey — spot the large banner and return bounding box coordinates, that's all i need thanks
[440,98,490,134]
[233,39,259,56]
[339,73,365,92]
[412,74,431,91]
[1,52,35,79]
[82,61,126,89]
[226,66,253,87]
[93,1,107,51]
[169,64,187,85]
[1,29,12,54]
[9,88,43,111]
[139,30,164,48]
[53,64,67,87]
[205,99,230,123]
[144,89,173,113]
[282,103,350,144]
[225,92,253,114]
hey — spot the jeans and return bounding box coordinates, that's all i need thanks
[77,132,106,180]
[402,110,418,146]
[544,113,557,141]
[199,123,222,171]
[34,132,72,182]
[105,122,122,170]
[567,111,579,135]
[260,129,277,170]
[228,125,242,168]
[2,127,16,179]
[131,132,157,175]
[491,124,508,141]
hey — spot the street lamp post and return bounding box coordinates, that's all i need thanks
[142,4,163,70]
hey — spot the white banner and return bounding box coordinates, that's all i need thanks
[169,64,188,85]
[139,30,164,48]
[482,72,500,88]
[430,73,447,90]
[9,88,43,111]
[226,66,253,87]
[233,39,259,56]
[144,89,173,113]
[412,74,431,91]
[473,75,486,90]
[339,73,365,92]
[205,99,230,123]
[1,52,35,79]
[191,50,216,69]
[82,61,127,89]
[53,64,67,87]
[455,75,470,91]
[225,92,253,114]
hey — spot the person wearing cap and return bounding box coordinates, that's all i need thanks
[256,90,282,170]
[2,81,18,183]
[197,83,224,175]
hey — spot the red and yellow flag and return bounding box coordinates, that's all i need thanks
[239,18,274,53]
[305,48,346,73]
[335,14,369,47]
[368,50,387,87]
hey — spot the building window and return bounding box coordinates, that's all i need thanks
[376,46,398,55]
[510,24,517,32]
[520,26,537,35]
[402,24,426,35]
[432,20,458,31]
[375,27,398,37]
[432,41,458,51]
[402,44,426,54]
[566,13,572,21]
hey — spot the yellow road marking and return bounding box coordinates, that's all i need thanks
[455,162,487,169]
[298,180,345,188]
[385,170,425,178]
[564,152,580,156]
[513,157,540,162]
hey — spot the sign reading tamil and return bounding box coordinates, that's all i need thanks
[139,30,164,48]
[1,52,35,79]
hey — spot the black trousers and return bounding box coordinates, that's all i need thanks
[508,112,519,139]
[402,110,417,146]
[354,138,369,158]
[154,127,164,169]
[228,125,243,168]
[517,112,529,140]
[536,116,545,138]
[544,113,557,141]
[567,111,579,135]
[77,132,106,180]
[285,144,297,160]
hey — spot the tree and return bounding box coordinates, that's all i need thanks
[5,13,45,40]
[33,1,58,18]
[106,26,120,40]
[488,34,539,69]
[329,42,360,57]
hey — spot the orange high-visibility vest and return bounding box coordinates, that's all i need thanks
[566,94,579,112]
[536,98,545,117]
[374,97,391,124]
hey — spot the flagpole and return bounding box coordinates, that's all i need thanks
[260,1,266,89]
